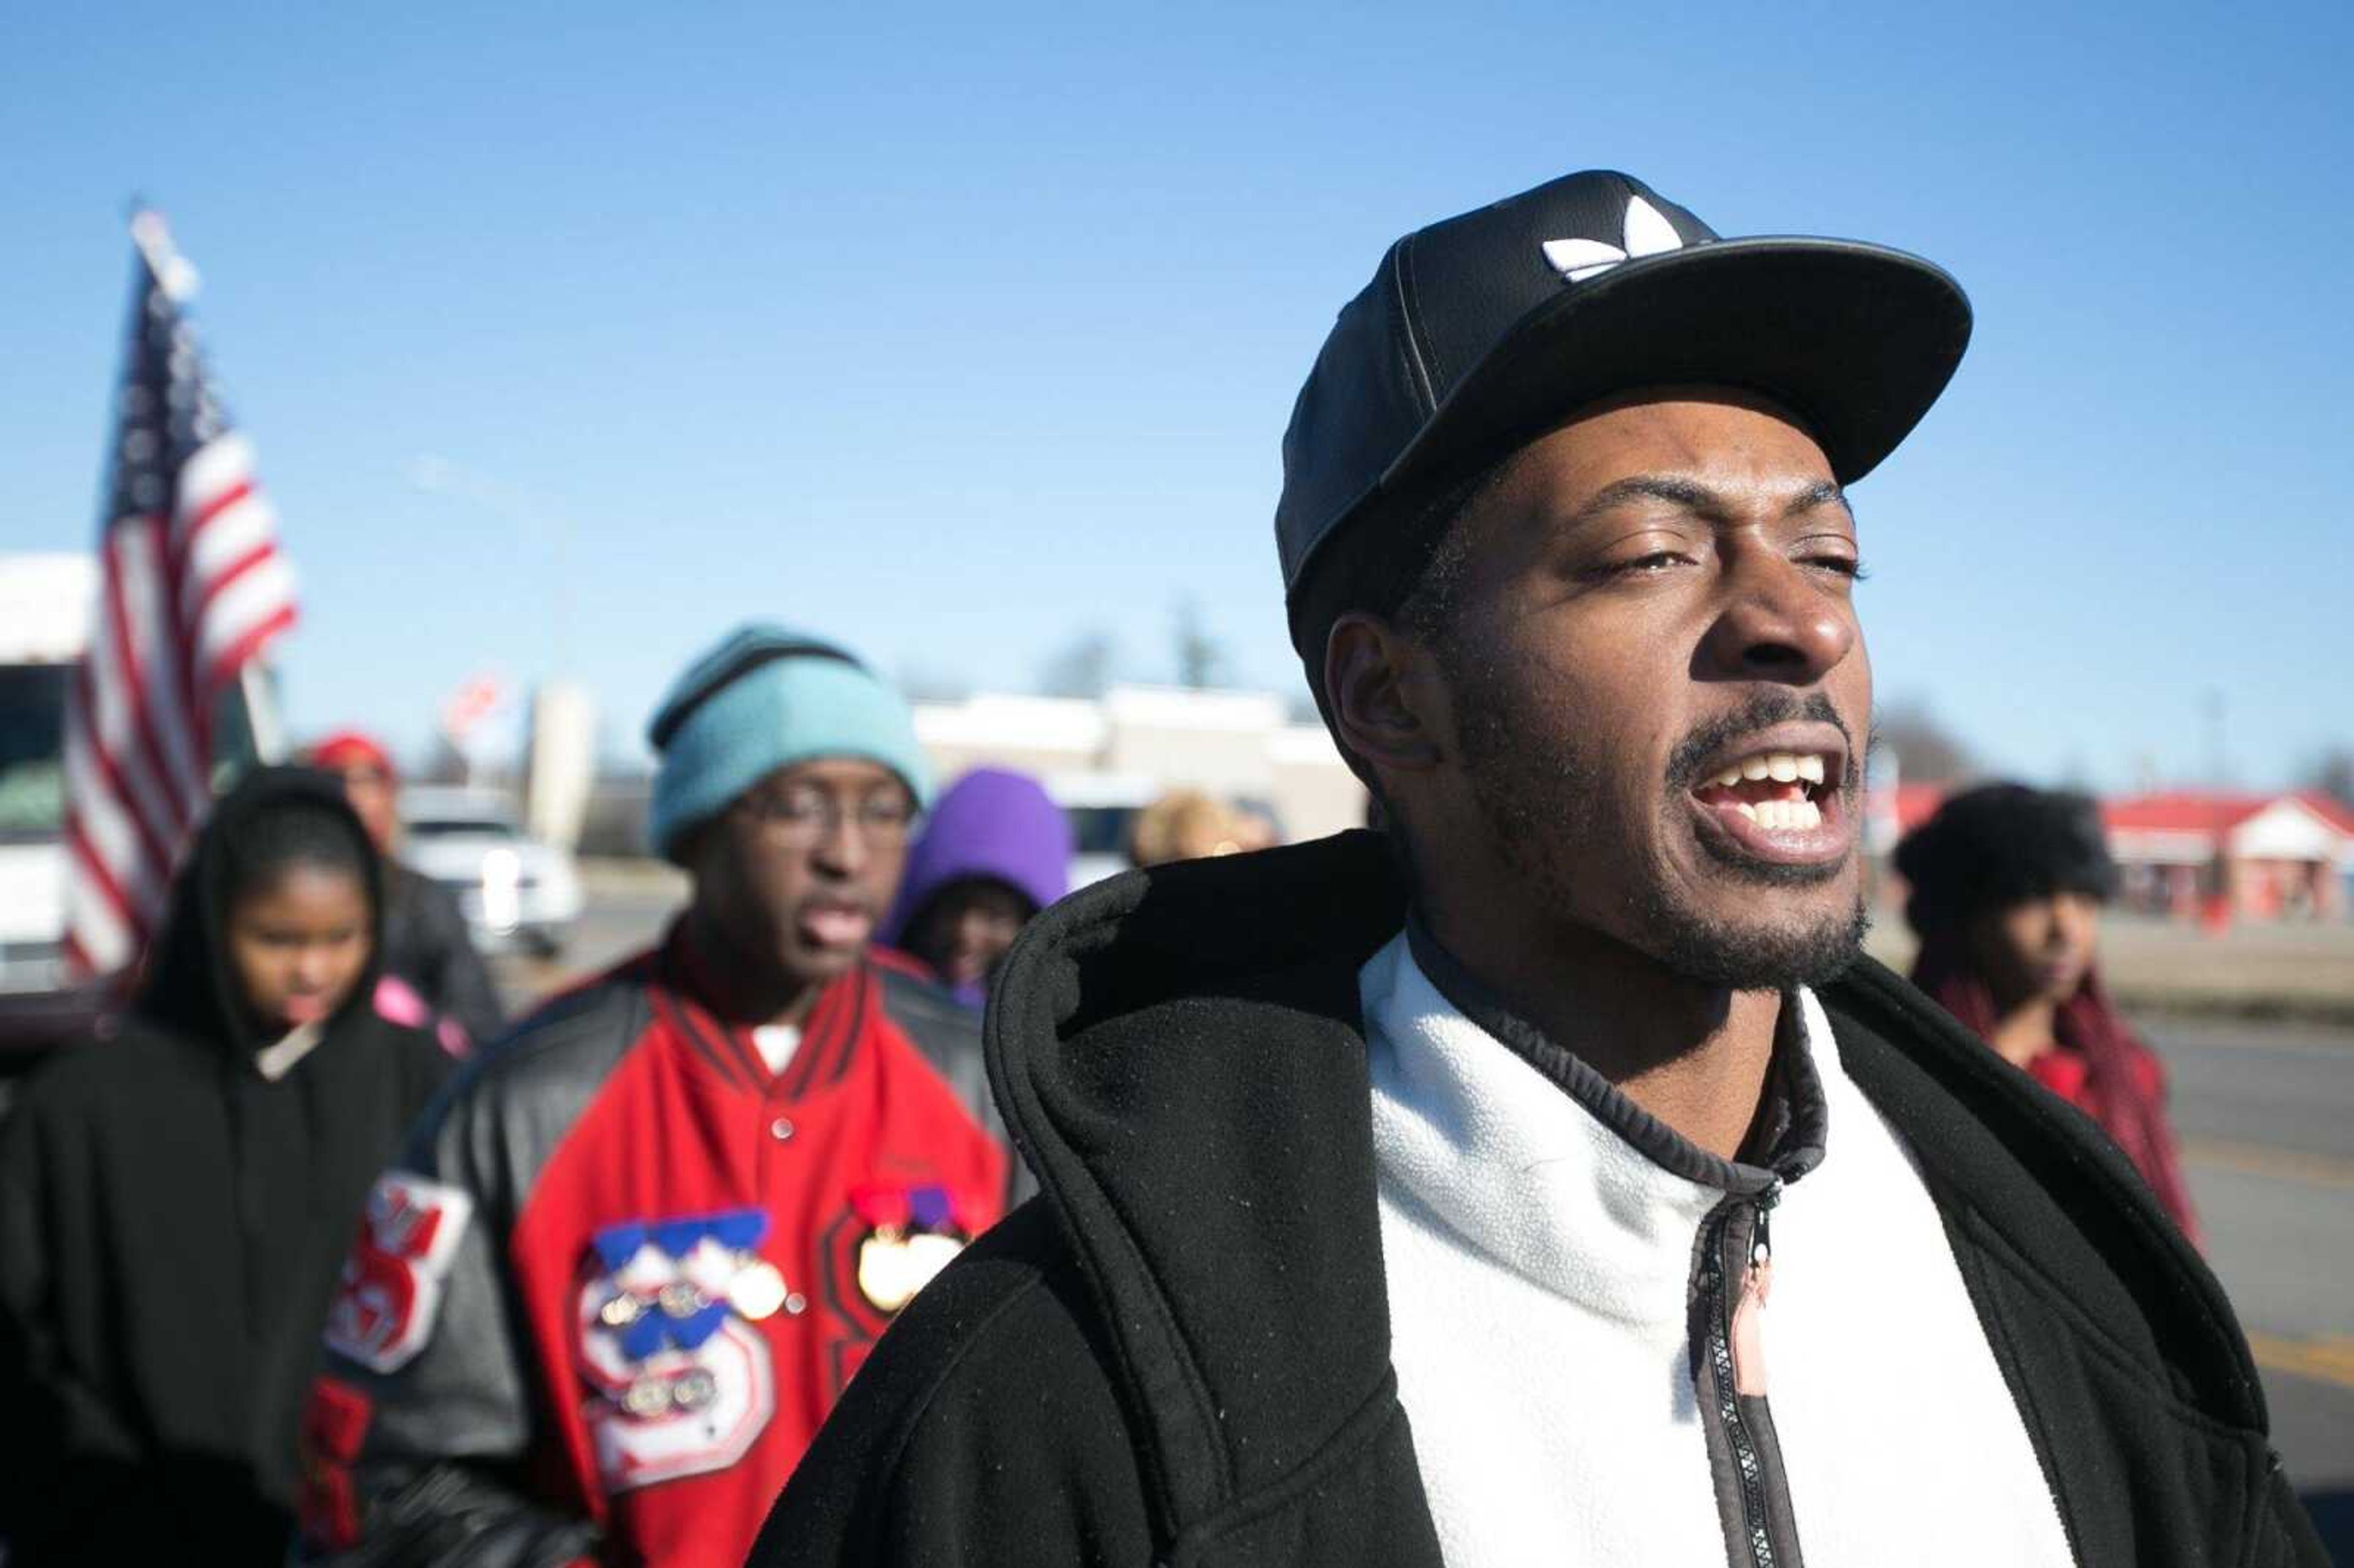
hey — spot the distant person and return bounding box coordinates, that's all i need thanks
[307,729,505,1051]
[1127,786,1252,866]
[0,769,452,1566]
[297,625,1008,1568]
[880,766,1072,1003]
[1897,783,2201,1240]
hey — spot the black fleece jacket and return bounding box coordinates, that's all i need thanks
[755,831,2323,1567]
[0,770,454,1566]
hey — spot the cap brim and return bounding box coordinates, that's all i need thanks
[1379,235,1971,509]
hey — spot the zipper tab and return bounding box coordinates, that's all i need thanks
[1730,1192,1777,1398]
[1752,1178,1778,1269]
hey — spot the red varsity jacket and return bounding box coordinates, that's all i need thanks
[297,929,1008,1567]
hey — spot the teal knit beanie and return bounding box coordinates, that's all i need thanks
[647,624,932,862]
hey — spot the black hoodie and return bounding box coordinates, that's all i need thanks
[0,769,454,1566]
[755,831,2325,1567]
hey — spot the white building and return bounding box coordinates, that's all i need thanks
[911,684,1366,880]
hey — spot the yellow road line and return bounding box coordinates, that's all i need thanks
[2183,1137,2354,1190]
[2246,1332,2354,1393]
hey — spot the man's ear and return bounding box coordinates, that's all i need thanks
[1325,612,1447,782]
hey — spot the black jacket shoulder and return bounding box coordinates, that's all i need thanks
[760,832,2325,1568]
[4,1021,195,1117]
[754,1202,1156,1566]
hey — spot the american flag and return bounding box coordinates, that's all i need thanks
[61,210,298,980]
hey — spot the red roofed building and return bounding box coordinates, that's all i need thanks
[2102,792,2354,921]
[1868,785,2354,924]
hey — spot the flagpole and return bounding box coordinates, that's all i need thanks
[64,198,297,981]
[126,201,200,302]
[116,203,284,773]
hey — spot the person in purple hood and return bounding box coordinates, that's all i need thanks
[878,768,1072,1006]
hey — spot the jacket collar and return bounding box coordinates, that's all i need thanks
[649,919,879,1100]
[985,830,2261,1539]
[1366,930,1834,1322]
[1403,914,1826,1193]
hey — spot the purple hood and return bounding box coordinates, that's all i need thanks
[881,767,1073,948]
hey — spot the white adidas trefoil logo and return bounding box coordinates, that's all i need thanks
[1541,194,1685,283]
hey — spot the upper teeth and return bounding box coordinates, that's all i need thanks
[1710,752,1828,789]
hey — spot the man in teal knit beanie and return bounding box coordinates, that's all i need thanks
[296,623,1009,1568]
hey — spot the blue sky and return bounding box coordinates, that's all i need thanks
[3,2,2346,787]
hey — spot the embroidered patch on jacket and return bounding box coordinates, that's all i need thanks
[324,1171,474,1374]
[810,1179,972,1390]
[576,1207,791,1493]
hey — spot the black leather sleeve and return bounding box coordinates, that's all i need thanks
[875,966,1037,1206]
[749,1204,1155,1567]
[299,983,643,1567]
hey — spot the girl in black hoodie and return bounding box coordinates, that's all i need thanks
[0,768,455,1565]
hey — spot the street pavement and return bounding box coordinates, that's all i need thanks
[2146,1016,2354,1555]
[501,890,2354,1553]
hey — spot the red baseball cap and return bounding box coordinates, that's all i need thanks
[307,729,397,781]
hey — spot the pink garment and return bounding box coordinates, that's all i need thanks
[373,975,472,1059]
[1911,933,2198,1245]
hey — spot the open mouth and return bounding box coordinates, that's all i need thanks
[280,993,332,1025]
[1693,748,1834,830]
[1686,734,1853,867]
[798,902,875,950]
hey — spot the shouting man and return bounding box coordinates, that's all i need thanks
[300,626,1008,1568]
[756,173,2320,1566]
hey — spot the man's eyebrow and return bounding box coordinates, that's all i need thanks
[1561,474,1856,530]
[1563,474,1725,526]
[1785,479,1853,520]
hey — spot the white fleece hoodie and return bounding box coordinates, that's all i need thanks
[1362,932,2074,1568]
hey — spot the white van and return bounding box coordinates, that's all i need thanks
[398,785,584,959]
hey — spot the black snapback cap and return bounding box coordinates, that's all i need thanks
[1276,169,1973,649]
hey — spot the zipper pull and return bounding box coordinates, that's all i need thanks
[1753,1178,1778,1268]
[1731,1187,1778,1398]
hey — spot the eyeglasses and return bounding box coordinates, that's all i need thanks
[733,782,921,849]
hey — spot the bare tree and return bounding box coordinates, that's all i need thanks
[1873,699,1976,785]
[1039,631,1116,698]
[2310,745,2354,808]
[1173,598,1225,689]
